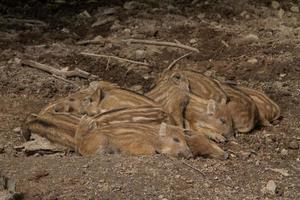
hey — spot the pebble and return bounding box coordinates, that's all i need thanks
[103,7,117,15]
[240,151,252,160]
[280,148,288,156]
[288,140,299,149]
[245,34,259,41]
[247,58,258,64]
[186,179,194,184]
[271,1,280,10]
[290,6,299,13]
[13,127,21,133]
[197,13,205,20]
[135,49,146,60]
[189,38,198,44]
[262,180,277,195]
[123,1,138,10]
[278,9,285,19]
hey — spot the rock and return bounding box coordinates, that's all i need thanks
[186,179,194,184]
[16,134,66,156]
[78,10,91,18]
[197,13,206,20]
[271,1,280,10]
[280,148,288,156]
[13,127,21,133]
[288,140,299,149]
[103,7,117,15]
[247,58,258,64]
[244,34,259,42]
[189,38,197,44]
[262,180,277,195]
[239,151,252,160]
[290,6,299,13]
[135,49,146,60]
[123,1,144,10]
[278,9,285,19]
[92,16,116,28]
[167,5,178,13]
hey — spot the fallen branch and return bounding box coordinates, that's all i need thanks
[80,52,152,67]
[166,52,192,71]
[123,39,200,53]
[52,74,81,89]
[21,59,98,79]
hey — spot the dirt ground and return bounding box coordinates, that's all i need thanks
[0,0,299,199]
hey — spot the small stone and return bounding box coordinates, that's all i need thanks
[135,49,146,60]
[13,127,21,133]
[79,10,91,18]
[103,7,117,15]
[197,13,206,20]
[244,34,259,41]
[279,73,286,78]
[158,195,164,199]
[124,1,139,10]
[162,198,168,200]
[290,6,299,13]
[271,1,280,10]
[189,38,198,44]
[262,180,277,195]
[175,175,180,179]
[167,5,177,12]
[186,179,194,184]
[288,140,299,150]
[82,164,89,168]
[61,28,70,34]
[247,58,258,64]
[280,148,288,156]
[278,9,285,19]
[240,151,252,160]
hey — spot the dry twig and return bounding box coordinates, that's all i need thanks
[52,74,81,89]
[181,160,205,177]
[21,59,98,79]
[123,39,200,53]
[166,52,192,71]
[0,17,47,27]
[80,52,152,67]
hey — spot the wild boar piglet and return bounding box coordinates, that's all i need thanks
[75,119,193,158]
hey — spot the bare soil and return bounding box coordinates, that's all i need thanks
[0,0,299,199]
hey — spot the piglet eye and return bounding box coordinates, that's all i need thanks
[173,137,180,143]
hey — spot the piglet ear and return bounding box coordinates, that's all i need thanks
[207,99,217,115]
[159,122,167,137]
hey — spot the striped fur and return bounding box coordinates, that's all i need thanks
[75,120,192,158]
[178,69,228,103]
[237,86,280,126]
[146,71,190,127]
[219,83,259,133]
[185,94,233,142]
